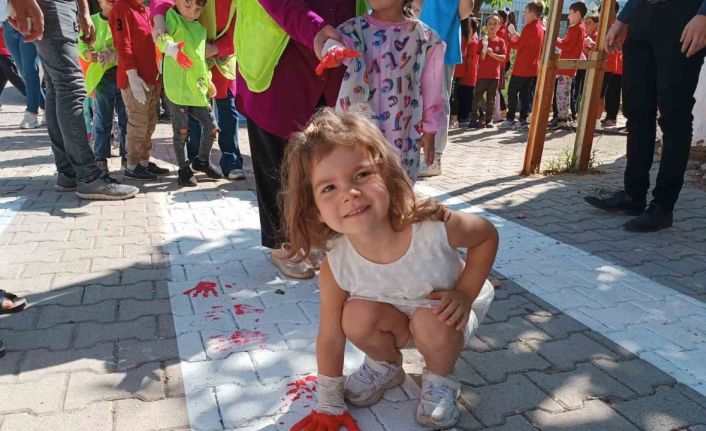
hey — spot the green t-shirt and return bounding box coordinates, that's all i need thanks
[157,8,211,107]
[78,13,116,95]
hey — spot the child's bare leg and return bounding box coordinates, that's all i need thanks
[410,308,464,375]
[342,299,410,363]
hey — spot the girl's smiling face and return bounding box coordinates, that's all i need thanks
[310,144,392,237]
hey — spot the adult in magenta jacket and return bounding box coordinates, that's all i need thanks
[235,0,356,278]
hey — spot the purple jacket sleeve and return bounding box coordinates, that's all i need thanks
[421,42,447,133]
[258,0,327,48]
[149,0,174,17]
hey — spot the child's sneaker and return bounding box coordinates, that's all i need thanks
[20,112,39,129]
[146,161,169,176]
[344,353,405,407]
[467,119,482,129]
[518,121,530,130]
[178,166,198,187]
[124,164,157,181]
[227,169,245,180]
[418,157,441,178]
[416,370,461,429]
[192,159,223,179]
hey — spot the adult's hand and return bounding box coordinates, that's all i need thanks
[152,15,167,42]
[605,20,628,53]
[313,25,342,59]
[78,9,96,44]
[7,0,44,42]
[680,14,706,58]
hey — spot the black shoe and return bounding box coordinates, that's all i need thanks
[124,164,158,181]
[178,166,198,187]
[485,123,494,129]
[623,202,673,232]
[548,118,560,129]
[191,159,223,179]
[146,161,169,176]
[468,119,482,129]
[584,190,646,216]
[0,339,5,358]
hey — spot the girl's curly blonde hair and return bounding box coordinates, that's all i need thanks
[280,107,447,259]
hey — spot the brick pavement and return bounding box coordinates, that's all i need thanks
[1,87,706,430]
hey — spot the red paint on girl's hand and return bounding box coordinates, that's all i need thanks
[233,304,264,315]
[183,281,219,298]
[315,46,361,76]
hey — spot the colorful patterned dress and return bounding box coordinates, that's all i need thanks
[334,14,445,181]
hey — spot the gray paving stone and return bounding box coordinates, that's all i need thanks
[475,316,552,349]
[484,294,539,322]
[36,300,117,328]
[526,362,635,409]
[83,282,154,304]
[164,361,185,398]
[525,311,588,339]
[0,324,73,351]
[157,313,176,338]
[526,399,639,431]
[0,351,22,384]
[460,374,563,427]
[482,415,539,431]
[611,386,706,431]
[0,401,114,431]
[118,298,172,320]
[120,268,175,284]
[0,373,66,414]
[29,287,84,306]
[115,397,189,431]
[116,338,179,371]
[525,333,622,371]
[462,341,551,384]
[53,270,121,288]
[0,306,38,330]
[19,342,116,380]
[74,316,157,348]
[64,363,167,409]
[591,358,676,396]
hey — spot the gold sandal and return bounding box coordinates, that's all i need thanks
[270,247,315,280]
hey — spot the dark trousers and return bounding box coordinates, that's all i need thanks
[0,54,26,98]
[602,72,622,121]
[506,75,533,122]
[457,84,474,121]
[471,78,499,123]
[572,69,586,119]
[622,0,705,211]
[247,119,287,249]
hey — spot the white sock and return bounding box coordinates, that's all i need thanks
[140,160,149,167]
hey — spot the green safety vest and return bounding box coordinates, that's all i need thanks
[78,13,117,95]
[157,8,212,107]
[235,0,369,93]
[200,0,238,80]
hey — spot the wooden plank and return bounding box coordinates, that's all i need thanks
[556,57,604,70]
[522,0,565,174]
[573,0,616,171]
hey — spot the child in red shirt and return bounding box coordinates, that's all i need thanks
[470,15,506,129]
[110,0,168,180]
[451,18,478,127]
[499,1,545,129]
[552,1,587,129]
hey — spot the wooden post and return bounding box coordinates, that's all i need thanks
[522,0,564,175]
[573,0,616,171]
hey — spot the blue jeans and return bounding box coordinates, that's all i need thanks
[33,0,101,183]
[93,69,127,161]
[187,90,243,174]
[2,21,44,113]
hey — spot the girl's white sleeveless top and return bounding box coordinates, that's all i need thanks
[326,221,464,300]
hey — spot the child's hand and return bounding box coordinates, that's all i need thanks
[164,41,193,69]
[507,23,517,36]
[420,133,435,166]
[428,289,474,331]
[207,81,217,98]
[97,50,116,65]
[205,43,218,59]
[315,45,360,76]
[85,49,98,63]
[291,411,360,431]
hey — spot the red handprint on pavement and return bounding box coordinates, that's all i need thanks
[205,305,226,321]
[207,329,268,353]
[232,304,264,315]
[183,280,219,298]
[286,375,318,402]
[315,46,361,76]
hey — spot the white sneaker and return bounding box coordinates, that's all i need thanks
[344,354,405,407]
[20,112,39,129]
[418,156,441,178]
[416,370,461,429]
[227,169,245,180]
[498,120,516,129]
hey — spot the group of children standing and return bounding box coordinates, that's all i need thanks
[77,0,243,188]
[449,1,623,132]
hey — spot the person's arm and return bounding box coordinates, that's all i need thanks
[420,42,446,134]
[258,0,335,49]
[76,0,95,44]
[316,258,348,377]
[212,10,236,58]
[617,0,638,24]
[428,212,498,330]
[110,6,138,71]
[681,2,706,57]
[486,50,505,62]
[7,0,44,42]
[458,0,473,20]
[149,0,174,18]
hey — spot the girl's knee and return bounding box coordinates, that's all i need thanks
[411,309,463,350]
[341,300,381,338]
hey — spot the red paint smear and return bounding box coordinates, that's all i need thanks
[225,284,235,289]
[285,375,318,404]
[255,318,260,323]
[230,329,267,345]
[233,304,264,315]
[183,280,219,298]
